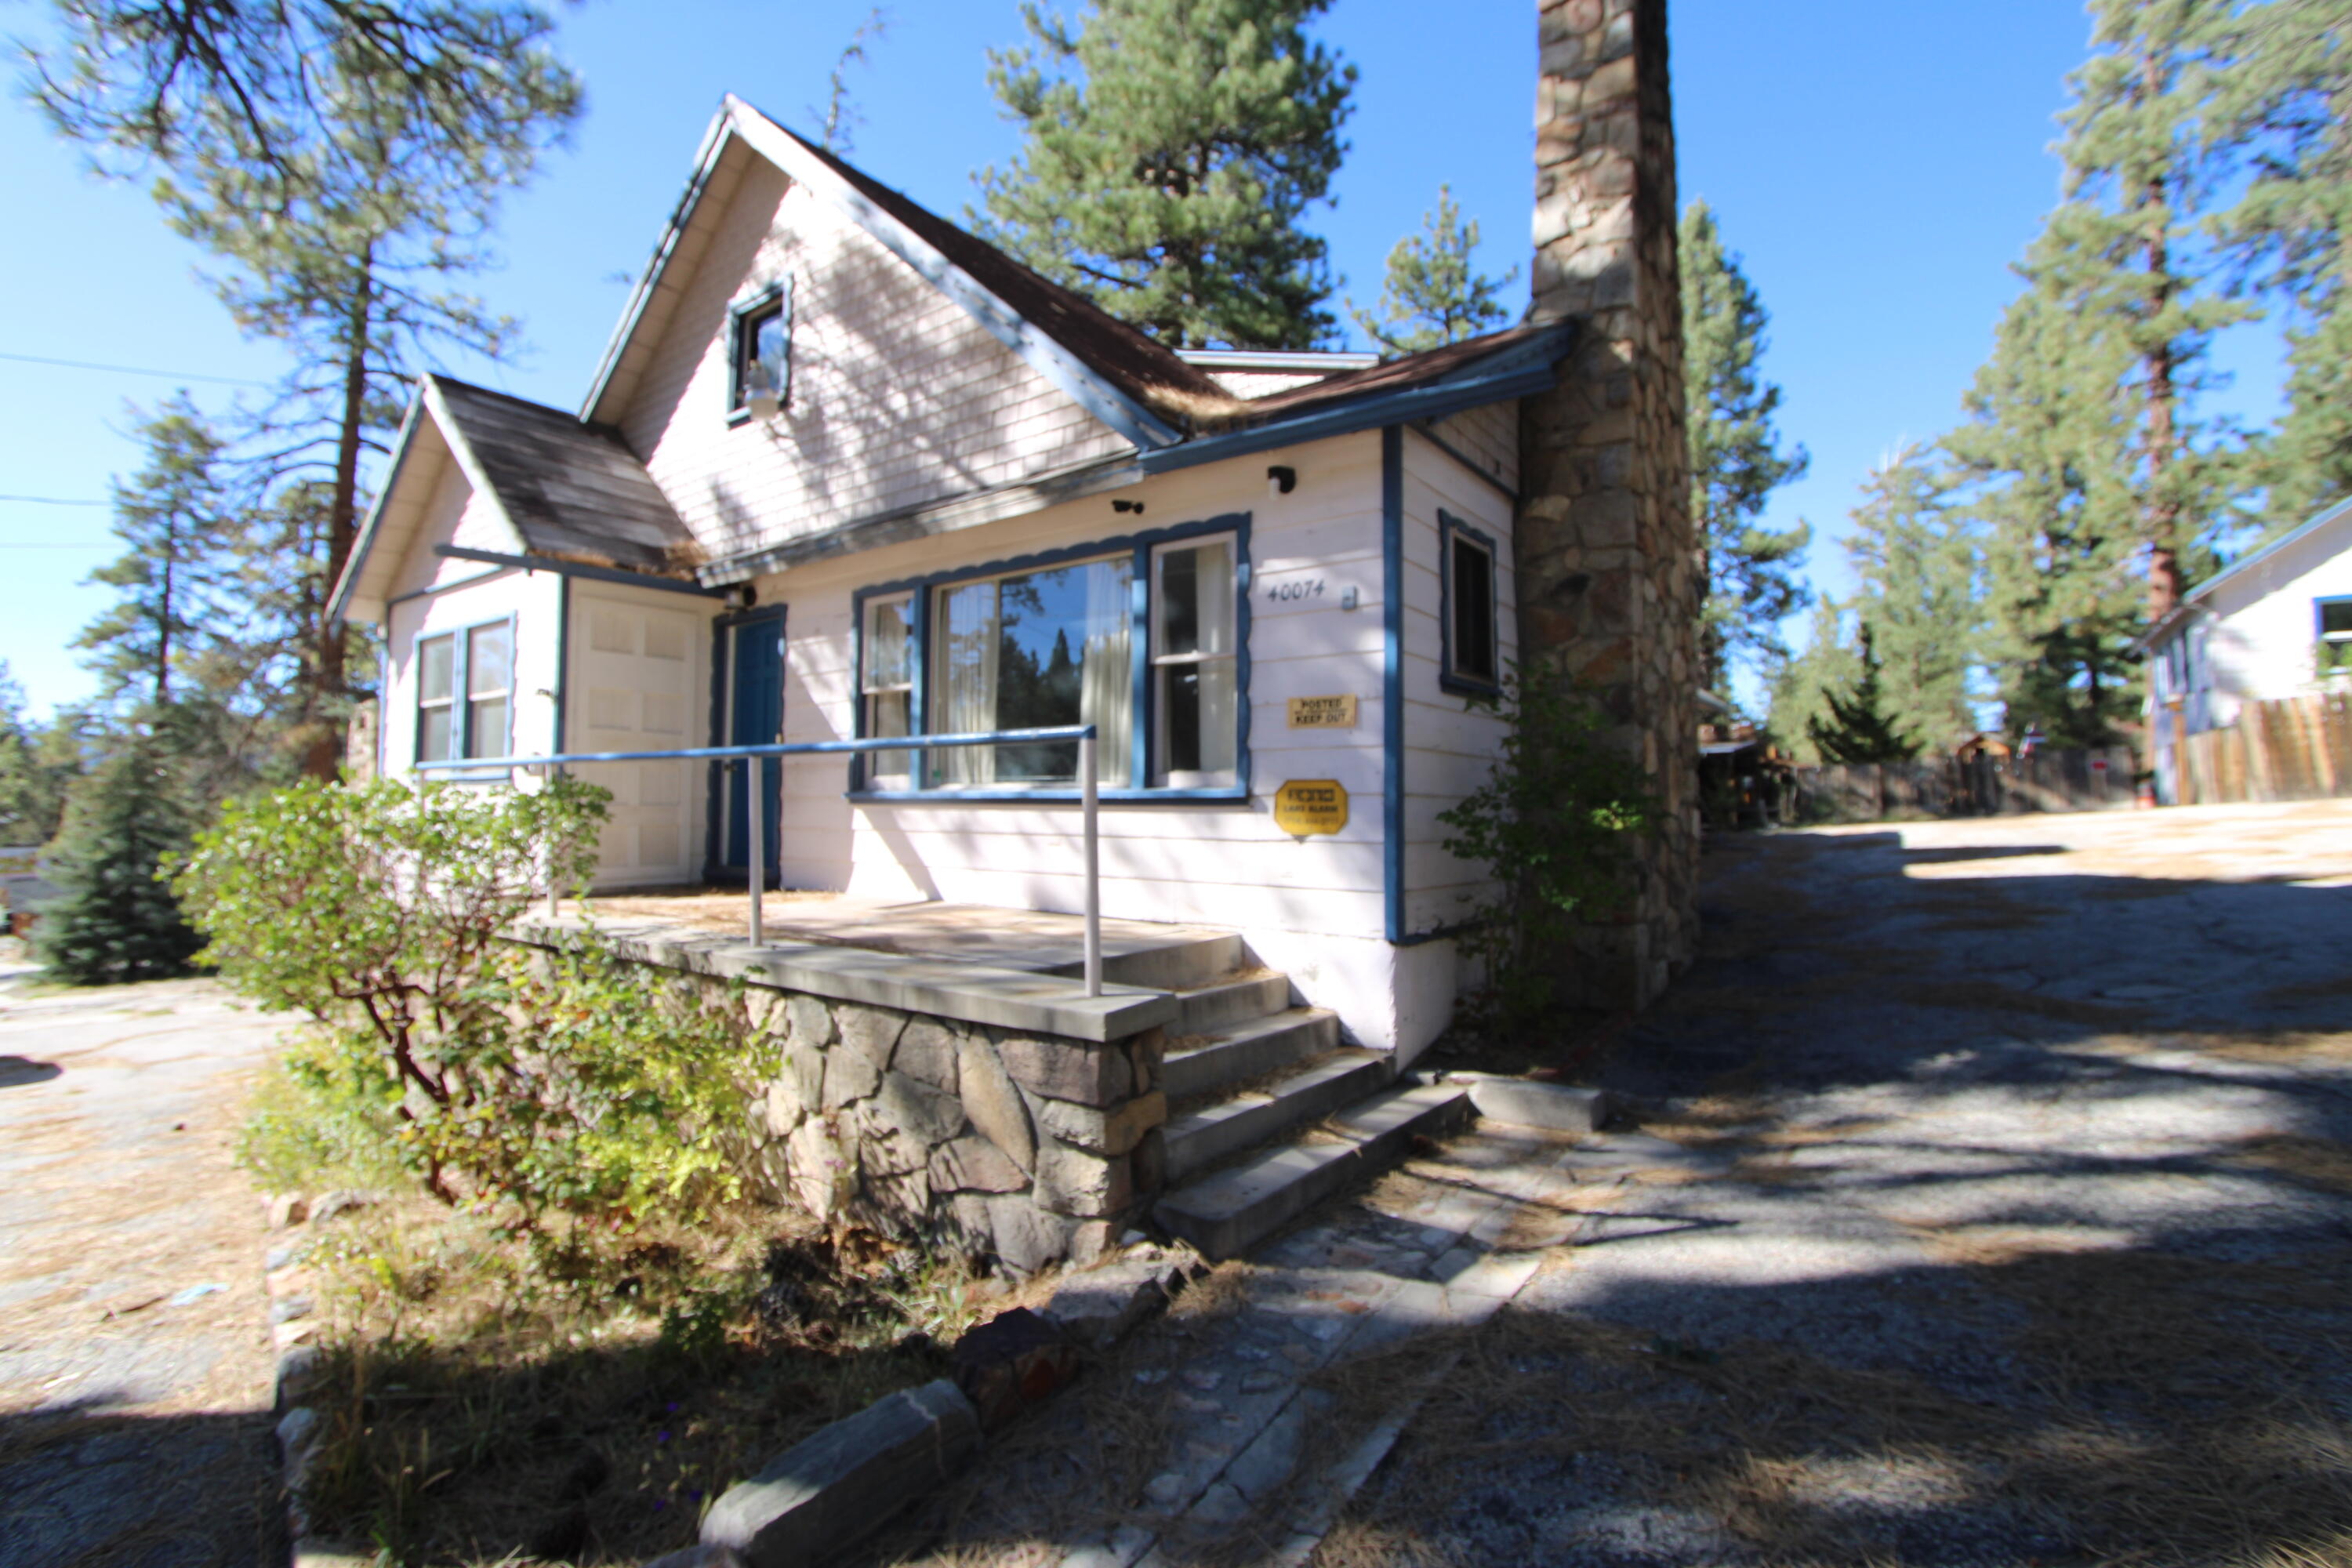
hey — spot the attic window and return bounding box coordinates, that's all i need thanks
[2321,597,2352,642]
[728,281,790,418]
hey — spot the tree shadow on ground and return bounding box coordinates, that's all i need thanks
[0,1404,280,1568]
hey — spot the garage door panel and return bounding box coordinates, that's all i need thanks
[571,593,706,887]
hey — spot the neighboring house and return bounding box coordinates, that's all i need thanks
[2143,496,2352,804]
[328,96,1566,1062]
[1,849,58,939]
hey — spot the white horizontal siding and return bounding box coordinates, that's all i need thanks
[615,168,1132,565]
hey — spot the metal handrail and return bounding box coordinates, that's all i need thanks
[416,724,1105,996]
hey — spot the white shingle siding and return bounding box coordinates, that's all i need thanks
[615,168,1131,565]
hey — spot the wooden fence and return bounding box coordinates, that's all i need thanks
[2176,695,2352,804]
[1791,746,2136,824]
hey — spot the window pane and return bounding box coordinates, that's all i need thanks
[866,691,911,785]
[468,622,512,696]
[1452,536,1496,682]
[419,634,453,702]
[1157,659,1237,785]
[465,696,509,759]
[865,597,912,689]
[742,305,786,400]
[929,555,1131,786]
[2324,600,2352,639]
[1158,539,1234,657]
[419,706,452,762]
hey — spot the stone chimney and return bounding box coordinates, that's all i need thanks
[1517,0,1700,1008]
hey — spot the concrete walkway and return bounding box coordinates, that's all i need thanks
[0,960,289,1568]
[870,801,2352,1568]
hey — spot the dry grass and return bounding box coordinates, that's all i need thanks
[1307,1237,2352,1567]
[290,1193,993,1566]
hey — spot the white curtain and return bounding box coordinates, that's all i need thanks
[935,580,997,786]
[1080,560,1133,785]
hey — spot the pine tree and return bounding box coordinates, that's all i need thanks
[1947,268,2146,747]
[2206,0,2352,527]
[2049,0,2256,618]
[1806,626,1920,765]
[0,668,82,849]
[1349,186,1517,355]
[1842,444,1981,750]
[36,734,203,985]
[975,0,1355,350]
[34,5,580,779]
[811,9,890,154]
[1680,201,1812,693]
[75,401,243,711]
[1768,600,1864,764]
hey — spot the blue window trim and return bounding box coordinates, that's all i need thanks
[725,279,791,426]
[1437,509,1502,698]
[848,512,1253,804]
[412,613,517,782]
[2318,593,2352,641]
[702,603,788,884]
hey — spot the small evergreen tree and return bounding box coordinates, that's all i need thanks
[1680,201,1812,692]
[1806,626,1920,765]
[0,667,82,848]
[975,0,1356,349]
[1843,444,1981,749]
[1767,600,1864,763]
[37,734,203,985]
[1349,186,1516,355]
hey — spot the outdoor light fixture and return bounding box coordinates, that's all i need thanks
[746,391,782,420]
[1266,465,1297,495]
[1112,498,1145,514]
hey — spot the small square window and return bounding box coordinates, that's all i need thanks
[728,282,790,416]
[2321,598,2352,641]
[1441,512,1500,691]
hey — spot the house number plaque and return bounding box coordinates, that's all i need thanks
[1272,780,1348,837]
[1286,695,1358,729]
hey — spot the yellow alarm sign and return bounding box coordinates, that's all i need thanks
[1272,779,1348,837]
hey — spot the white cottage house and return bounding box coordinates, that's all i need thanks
[2143,495,2352,802]
[329,96,1570,1063]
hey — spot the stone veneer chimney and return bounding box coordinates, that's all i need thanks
[1517,0,1700,1008]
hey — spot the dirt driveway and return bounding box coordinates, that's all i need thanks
[1325,800,2352,1566]
[0,961,289,1568]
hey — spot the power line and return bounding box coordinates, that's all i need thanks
[0,350,273,388]
[0,495,109,507]
[0,543,111,549]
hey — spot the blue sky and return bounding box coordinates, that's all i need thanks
[0,2,2277,717]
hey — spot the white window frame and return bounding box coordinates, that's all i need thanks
[860,592,916,790]
[1149,532,1240,789]
[413,617,514,771]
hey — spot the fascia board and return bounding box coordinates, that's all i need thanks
[578,103,735,424]
[1138,357,1565,478]
[2183,494,2352,608]
[328,387,428,625]
[721,98,1185,452]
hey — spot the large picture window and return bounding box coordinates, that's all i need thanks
[853,519,1248,797]
[416,619,513,764]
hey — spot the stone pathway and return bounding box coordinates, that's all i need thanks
[0,961,289,1568]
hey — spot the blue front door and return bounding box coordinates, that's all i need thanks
[720,610,784,886]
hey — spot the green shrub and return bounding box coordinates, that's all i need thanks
[38,733,203,984]
[1438,662,1656,1040]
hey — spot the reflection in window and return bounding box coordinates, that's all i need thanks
[930,555,1132,787]
[413,622,512,764]
[1152,538,1238,787]
[862,593,914,787]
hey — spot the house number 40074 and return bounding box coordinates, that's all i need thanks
[1262,579,1324,603]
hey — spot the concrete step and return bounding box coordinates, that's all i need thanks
[1173,971,1294,1035]
[1164,1049,1396,1183]
[1153,1080,1475,1261]
[1040,932,1244,992]
[1162,1007,1340,1102]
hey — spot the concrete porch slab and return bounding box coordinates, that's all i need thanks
[588,891,1234,978]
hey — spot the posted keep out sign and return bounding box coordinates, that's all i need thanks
[1272,780,1348,837]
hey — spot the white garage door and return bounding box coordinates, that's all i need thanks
[570,592,706,887]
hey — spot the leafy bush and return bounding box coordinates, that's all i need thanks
[1438,662,1656,1039]
[179,775,764,1226]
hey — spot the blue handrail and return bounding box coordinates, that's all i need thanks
[412,724,1097,771]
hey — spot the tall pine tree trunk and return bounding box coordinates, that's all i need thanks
[307,255,374,781]
[2140,152,2186,622]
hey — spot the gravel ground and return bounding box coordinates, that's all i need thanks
[1330,800,2352,1568]
[0,958,290,1568]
